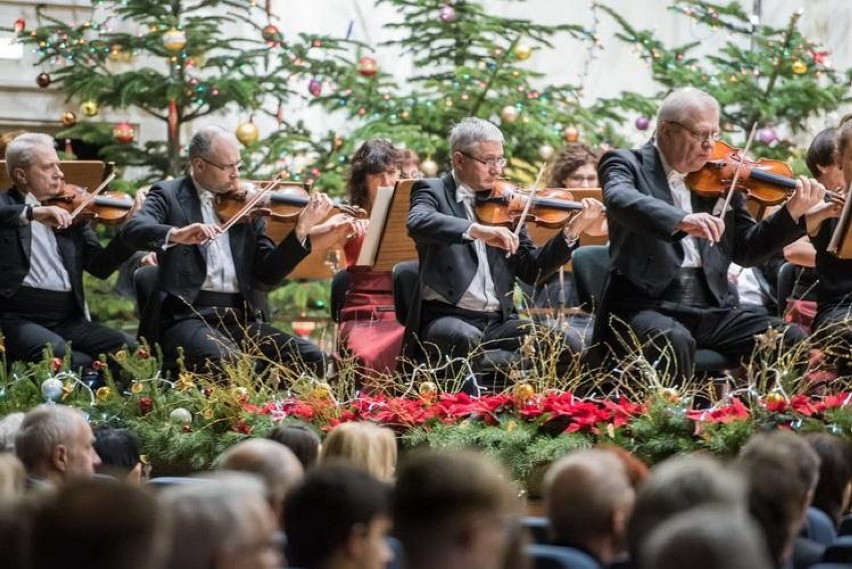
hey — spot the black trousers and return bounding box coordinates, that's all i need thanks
[0,287,133,370]
[160,293,325,376]
[813,300,852,376]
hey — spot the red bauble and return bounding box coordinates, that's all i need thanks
[112,121,135,144]
[358,55,378,77]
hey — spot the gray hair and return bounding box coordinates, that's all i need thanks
[627,455,746,557]
[450,117,504,154]
[5,132,55,180]
[641,506,773,569]
[543,449,633,546]
[657,87,720,124]
[14,405,87,471]
[159,473,271,569]
[739,431,820,492]
[187,125,233,159]
[0,413,25,453]
[214,438,304,507]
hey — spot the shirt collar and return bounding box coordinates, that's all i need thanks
[190,172,215,202]
[452,171,475,203]
[654,141,687,184]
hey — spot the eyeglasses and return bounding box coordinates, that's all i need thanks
[458,151,507,169]
[667,121,720,143]
[199,155,243,172]
[567,174,598,184]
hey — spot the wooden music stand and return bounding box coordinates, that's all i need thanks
[0,160,109,191]
[372,179,419,271]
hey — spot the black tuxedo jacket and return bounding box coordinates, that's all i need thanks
[0,187,135,315]
[121,176,310,337]
[599,141,805,309]
[405,174,574,333]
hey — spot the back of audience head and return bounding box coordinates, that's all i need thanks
[159,472,282,569]
[737,431,819,567]
[804,432,852,526]
[640,506,772,569]
[30,478,165,569]
[93,427,144,484]
[267,421,322,470]
[597,445,650,489]
[543,449,634,565]
[628,454,746,559]
[0,453,25,501]
[214,437,303,522]
[284,461,392,569]
[394,448,517,569]
[321,421,397,482]
[0,412,25,452]
[14,404,100,485]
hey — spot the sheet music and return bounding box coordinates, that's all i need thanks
[356,185,395,266]
[828,188,852,258]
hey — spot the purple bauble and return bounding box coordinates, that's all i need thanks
[439,5,457,23]
[635,116,650,131]
[757,127,777,145]
[308,78,322,97]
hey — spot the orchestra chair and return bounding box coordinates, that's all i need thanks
[805,507,838,546]
[822,536,852,564]
[521,516,550,545]
[524,544,601,569]
[330,269,352,324]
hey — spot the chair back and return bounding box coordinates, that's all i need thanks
[392,261,420,325]
[823,536,852,563]
[330,269,352,323]
[521,516,550,545]
[806,507,839,546]
[525,544,601,569]
[571,245,610,313]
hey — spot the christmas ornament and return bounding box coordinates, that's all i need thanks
[80,100,99,117]
[438,4,457,23]
[231,386,249,401]
[169,407,193,424]
[310,382,333,400]
[130,382,144,394]
[60,111,77,127]
[36,72,51,88]
[658,387,680,403]
[757,127,778,145]
[563,126,580,142]
[96,386,111,402]
[357,55,379,77]
[41,378,63,402]
[538,143,555,160]
[420,158,439,177]
[13,18,25,34]
[791,59,807,74]
[635,116,650,131]
[765,391,787,406]
[162,27,187,51]
[108,44,134,64]
[308,78,322,97]
[418,381,438,398]
[514,43,533,61]
[500,105,520,123]
[261,24,282,47]
[513,383,535,401]
[112,121,135,144]
[235,121,260,145]
[811,49,830,65]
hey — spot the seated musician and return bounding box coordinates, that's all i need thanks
[311,139,406,378]
[0,133,136,371]
[405,117,605,369]
[597,87,822,381]
[805,116,852,376]
[122,125,338,375]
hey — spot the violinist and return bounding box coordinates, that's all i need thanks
[121,125,332,375]
[0,133,136,371]
[597,87,823,381]
[405,118,605,371]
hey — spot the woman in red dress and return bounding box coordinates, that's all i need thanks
[322,140,406,380]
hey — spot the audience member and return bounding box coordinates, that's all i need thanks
[394,449,517,569]
[159,472,282,569]
[0,492,51,569]
[14,404,100,488]
[267,421,322,470]
[94,427,145,484]
[0,412,25,452]
[597,445,650,489]
[804,432,852,527]
[30,478,165,569]
[640,506,772,569]
[0,453,25,501]
[543,449,634,567]
[321,421,397,482]
[284,462,392,569]
[215,437,303,522]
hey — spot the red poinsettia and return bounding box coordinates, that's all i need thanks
[685,397,750,424]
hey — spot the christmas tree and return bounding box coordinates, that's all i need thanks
[21,0,362,181]
[599,0,852,160]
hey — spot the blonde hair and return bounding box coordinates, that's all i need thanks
[321,422,397,482]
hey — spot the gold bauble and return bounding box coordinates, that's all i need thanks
[514,383,535,401]
[420,158,439,177]
[563,126,580,142]
[418,381,438,398]
[80,100,99,117]
[538,143,555,160]
[514,43,533,61]
[791,59,807,74]
[162,27,187,52]
[60,111,77,126]
[235,121,260,145]
[501,105,520,123]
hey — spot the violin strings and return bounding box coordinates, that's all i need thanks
[69,172,117,221]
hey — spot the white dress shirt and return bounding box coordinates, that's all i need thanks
[22,193,72,291]
[194,179,239,293]
[657,149,703,268]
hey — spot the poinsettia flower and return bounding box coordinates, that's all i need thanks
[790,395,818,417]
[685,397,750,424]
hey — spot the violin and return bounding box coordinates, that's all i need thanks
[41,182,133,225]
[474,180,584,229]
[686,140,845,206]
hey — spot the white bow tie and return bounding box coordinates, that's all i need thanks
[456,187,475,203]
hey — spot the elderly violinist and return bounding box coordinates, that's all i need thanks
[597,87,824,380]
[0,132,136,371]
[405,117,606,373]
[122,125,340,376]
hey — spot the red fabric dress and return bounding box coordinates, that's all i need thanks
[336,235,405,377]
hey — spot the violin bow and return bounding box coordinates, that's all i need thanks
[715,123,758,222]
[506,163,547,258]
[69,172,117,221]
[213,178,284,238]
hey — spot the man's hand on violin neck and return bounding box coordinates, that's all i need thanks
[786,176,827,221]
[564,198,606,239]
[33,205,71,229]
[294,193,334,243]
[170,222,221,245]
[469,223,519,254]
[676,213,725,243]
